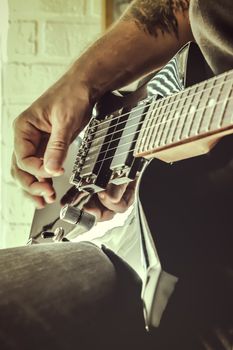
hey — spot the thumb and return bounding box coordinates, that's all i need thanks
[44,122,73,176]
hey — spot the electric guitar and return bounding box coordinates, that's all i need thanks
[29,42,233,328]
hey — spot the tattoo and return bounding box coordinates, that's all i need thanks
[122,0,189,37]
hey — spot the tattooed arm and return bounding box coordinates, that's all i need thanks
[12,0,193,213]
[80,0,193,99]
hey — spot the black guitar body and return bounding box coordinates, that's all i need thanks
[139,43,233,276]
[138,44,233,333]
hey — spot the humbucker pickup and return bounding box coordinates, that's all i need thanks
[70,100,150,193]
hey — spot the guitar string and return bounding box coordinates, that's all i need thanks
[83,72,232,143]
[85,72,227,140]
[87,93,221,157]
[78,93,233,168]
[83,78,231,149]
[75,71,232,189]
[85,82,206,142]
[78,95,233,170]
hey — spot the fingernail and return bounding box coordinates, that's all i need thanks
[45,196,56,204]
[99,192,105,199]
[45,159,64,176]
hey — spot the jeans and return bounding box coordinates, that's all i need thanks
[0,240,232,349]
[0,242,146,350]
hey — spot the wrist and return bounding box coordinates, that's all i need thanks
[67,59,104,106]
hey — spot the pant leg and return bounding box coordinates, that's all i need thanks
[0,242,146,350]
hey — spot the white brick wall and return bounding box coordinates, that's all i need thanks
[1,0,102,248]
[0,0,9,248]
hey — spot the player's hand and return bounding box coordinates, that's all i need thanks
[11,72,93,208]
[61,180,137,221]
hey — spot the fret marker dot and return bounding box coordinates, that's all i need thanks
[190,106,196,114]
[208,98,215,107]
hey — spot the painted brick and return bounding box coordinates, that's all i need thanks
[8,21,37,56]
[89,0,102,17]
[1,221,31,248]
[1,144,13,183]
[45,22,100,57]
[1,104,29,182]
[40,0,85,14]
[2,183,35,225]
[9,0,85,15]
[3,63,67,99]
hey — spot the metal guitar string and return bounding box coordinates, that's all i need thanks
[84,73,223,140]
[83,72,231,144]
[87,92,227,158]
[80,94,233,168]
[79,97,233,169]
[85,82,207,142]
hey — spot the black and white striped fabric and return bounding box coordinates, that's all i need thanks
[147,56,184,98]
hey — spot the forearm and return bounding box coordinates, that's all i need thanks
[70,0,193,101]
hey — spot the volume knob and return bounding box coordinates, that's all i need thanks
[60,204,96,231]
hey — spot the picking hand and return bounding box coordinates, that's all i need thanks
[11,72,93,209]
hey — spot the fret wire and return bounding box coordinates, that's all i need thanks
[83,72,233,159]
[82,96,233,168]
[91,96,233,166]
[83,71,233,146]
[148,97,166,151]
[189,77,216,137]
[221,81,233,127]
[225,87,233,125]
[193,81,209,136]
[164,97,182,145]
[181,84,199,139]
[172,88,191,143]
[143,99,159,152]
[138,99,156,152]
[198,78,217,133]
[154,95,173,148]
[212,74,231,128]
[155,97,171,146]
[159,95,175,147]
[204,76,220,132]
[147,96,167,149]
[86,88,232,162]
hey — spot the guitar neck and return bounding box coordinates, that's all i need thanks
[135,69,233,162]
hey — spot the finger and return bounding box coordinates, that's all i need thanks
[12,154,56,200]
[14,116,51,178]
[98,182,136,213]
[122,179,137,207]
[43,116,74,175]
[84,195,115,222]
[22,190,46,209]
[98,183,128,203]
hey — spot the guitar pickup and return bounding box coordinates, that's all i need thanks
[71,115,117,192]
[109,101,150,184]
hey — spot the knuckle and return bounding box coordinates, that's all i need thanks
[48,140,68,151]
[12,115,20,130]
[16,158,26,171]
[10,166,15,178]
[12,111,27,129]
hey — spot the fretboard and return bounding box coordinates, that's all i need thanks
[135,70,233,157]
